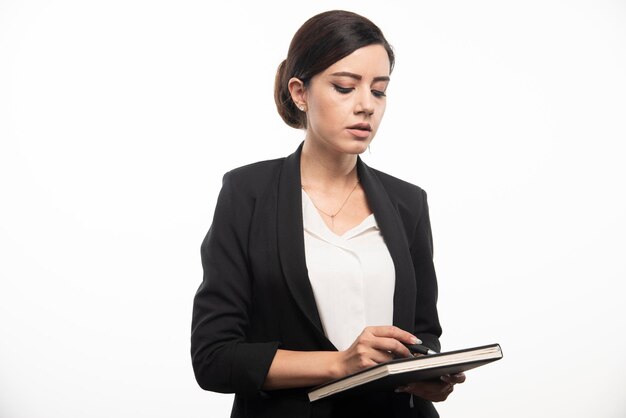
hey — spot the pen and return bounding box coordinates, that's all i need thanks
[404,343,438,356]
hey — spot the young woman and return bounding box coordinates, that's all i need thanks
[191,10,465,418]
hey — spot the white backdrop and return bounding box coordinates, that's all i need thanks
[1,1,625,417]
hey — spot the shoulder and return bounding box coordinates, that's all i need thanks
[363,165,434,246]
[221,157,286,194]
[367,166,427,207]
[361,163,432,237]
[210,157,287,224]
[226,156,285,179]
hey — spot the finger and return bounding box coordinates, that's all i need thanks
[441,372,466,384]
[368,347,395,364]
[436,382,453,394]
[353,332,410,359]
[370,336,413,358]
[395,381,452,402]
[403,380,447,392]
[450,372,466,384]
[366,326,422,345]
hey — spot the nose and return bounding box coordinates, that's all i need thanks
[354,89,374,116]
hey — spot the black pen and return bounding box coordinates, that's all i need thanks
[404,343,437,356]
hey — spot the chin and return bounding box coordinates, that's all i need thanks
[349,139,373,155]
[335,142,368,156]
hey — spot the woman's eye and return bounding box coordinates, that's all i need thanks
[372,90,386,98]
[332,84,353,94]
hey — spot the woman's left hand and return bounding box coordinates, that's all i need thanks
[395,372,466,402]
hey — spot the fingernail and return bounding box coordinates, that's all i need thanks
[411,336,422,344]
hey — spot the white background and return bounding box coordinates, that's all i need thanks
[1,1,625,417]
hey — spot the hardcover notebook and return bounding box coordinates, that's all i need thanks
[308,343,503,402]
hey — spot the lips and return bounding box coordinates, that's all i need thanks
[347,123,372,132]
[346,123,372,139]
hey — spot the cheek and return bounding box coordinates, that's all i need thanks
[378,106,387,122]
[312,96,348,130]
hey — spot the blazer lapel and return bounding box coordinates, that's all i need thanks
[357,158,417,333]
[276,143,331,346]
[276,145,416,346]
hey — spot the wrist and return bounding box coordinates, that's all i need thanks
[327,351,346,380]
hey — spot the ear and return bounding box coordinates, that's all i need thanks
[288,77,307,110]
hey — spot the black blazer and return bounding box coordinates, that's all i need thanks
[191,143,442,418]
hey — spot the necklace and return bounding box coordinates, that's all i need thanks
[301,179,360,231]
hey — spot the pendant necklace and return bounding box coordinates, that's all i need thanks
[302,179,360,231]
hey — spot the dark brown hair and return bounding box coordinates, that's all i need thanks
[274,10,395,129]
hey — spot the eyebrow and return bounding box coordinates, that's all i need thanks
[330,71,390,82]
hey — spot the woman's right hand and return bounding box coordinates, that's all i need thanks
[336,326,421,376]
[264,326,420,390]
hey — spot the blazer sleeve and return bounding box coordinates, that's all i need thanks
[191,172,280,398]
[409,189,442,353]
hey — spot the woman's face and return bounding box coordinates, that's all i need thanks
[301,44,390,155]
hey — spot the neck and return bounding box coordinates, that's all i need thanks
[300,140,359,189]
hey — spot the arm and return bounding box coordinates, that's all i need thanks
[262,350,341,390]
[263,326,419,390]
[191,172,279,398]
[402,189,466,402]
[409,189,442,352]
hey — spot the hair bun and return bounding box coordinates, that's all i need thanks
[274,59,304,129]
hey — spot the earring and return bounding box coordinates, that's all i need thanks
[298,104,306,111]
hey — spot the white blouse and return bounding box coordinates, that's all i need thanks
[302,190,396,351]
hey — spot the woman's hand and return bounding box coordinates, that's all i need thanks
[337,326,419,376]
[264,326,417,390]
[396,373,466,402]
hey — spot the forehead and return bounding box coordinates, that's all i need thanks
[320,44,391,79]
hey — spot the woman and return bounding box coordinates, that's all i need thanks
[191,10,465,418]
